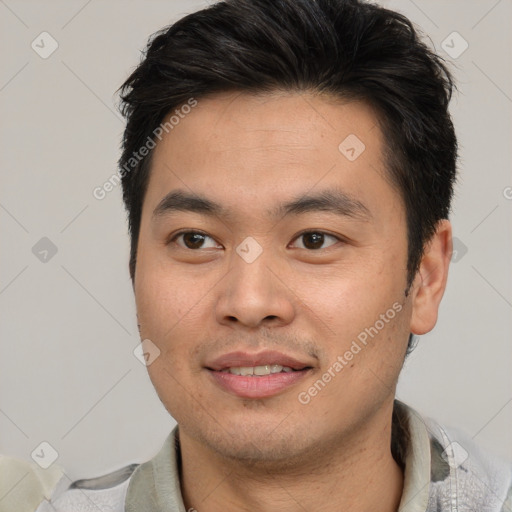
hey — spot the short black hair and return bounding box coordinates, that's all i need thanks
[118,0,458,355]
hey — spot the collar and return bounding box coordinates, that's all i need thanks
[125,400,433,512]
[395,400,432,511]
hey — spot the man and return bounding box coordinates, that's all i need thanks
[32,0,511,510]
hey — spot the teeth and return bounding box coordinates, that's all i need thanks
[226,365,292,376]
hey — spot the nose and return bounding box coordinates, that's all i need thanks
[215,246,296,330]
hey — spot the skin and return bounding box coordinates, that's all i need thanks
[134,91,452,512]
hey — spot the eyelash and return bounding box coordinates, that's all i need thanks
[168,230,344,251]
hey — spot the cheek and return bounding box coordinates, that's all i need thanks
[135,277,179,334]
[296,259,404,333]
[134,255,206,342]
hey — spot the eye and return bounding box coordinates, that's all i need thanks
[170,231,221,250]
[291,231,341,250]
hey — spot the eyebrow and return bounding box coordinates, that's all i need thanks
[153,190,225,219]
[270,189,371,221]
[152,189,371,222]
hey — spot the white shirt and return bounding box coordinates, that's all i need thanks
[18,400,512,512]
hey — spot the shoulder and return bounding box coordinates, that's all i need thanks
[28,430,178,512]
[0,455,64,512]
[424,414,512,512]
[34,463,139,512]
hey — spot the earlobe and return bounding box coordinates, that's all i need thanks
[410,220,452,335]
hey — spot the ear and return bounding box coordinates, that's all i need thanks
[409,219,452,335]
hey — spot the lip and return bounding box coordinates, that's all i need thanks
[208,370,310,399]
[205,350,314,399]
[206,350,312,371]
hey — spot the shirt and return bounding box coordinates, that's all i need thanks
[28,400,512,511]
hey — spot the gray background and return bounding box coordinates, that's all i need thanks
[1,0,511,481]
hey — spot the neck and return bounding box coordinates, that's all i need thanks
[178,403,404,512]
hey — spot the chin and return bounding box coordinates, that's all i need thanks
[184,414,323,468]
[208,436,313,469]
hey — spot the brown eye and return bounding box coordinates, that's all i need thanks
[172,231,220,250]
[292,231,339,250]
[182,233,206,249]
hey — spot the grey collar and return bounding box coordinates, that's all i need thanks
[124,400,431,512]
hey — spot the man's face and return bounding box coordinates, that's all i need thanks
[134,91,413,464]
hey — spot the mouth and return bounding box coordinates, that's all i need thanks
[219,364,298,376]
[205,350,314,399]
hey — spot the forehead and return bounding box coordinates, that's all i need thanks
[143,91,398,223]
[155,90,381,155]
